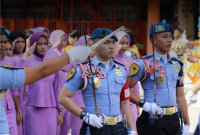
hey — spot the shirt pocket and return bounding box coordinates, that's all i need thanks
[172,73,179,88]
[114,77,126,94]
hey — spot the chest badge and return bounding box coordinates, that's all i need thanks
[114,69,123,76]
[93,78,101,89]
[173,64,179,72]
[157,75,164,85]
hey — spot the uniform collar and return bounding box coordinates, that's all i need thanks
[151,51,172,63]
[91,56,116,68]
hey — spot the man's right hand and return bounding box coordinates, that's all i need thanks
[143,102,161,115]
[83,113,103,129]
[66,46,92,64]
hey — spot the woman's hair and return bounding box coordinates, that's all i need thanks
[24,29,33,39]
[7,38,13,47]
[0,29,9,38]
[9,30,26,53]
[123,28,135,45]
[68,30,80,39]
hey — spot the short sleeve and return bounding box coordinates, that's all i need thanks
[128,59,145,82]
[176,63,184,87]
[0,67,25,90]
[64,66,83,93]
[120,77,130,101]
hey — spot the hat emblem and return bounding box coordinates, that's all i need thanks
[101,30,106,36]
[158,25,163,31]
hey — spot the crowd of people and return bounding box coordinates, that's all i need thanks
[0,19,200,135]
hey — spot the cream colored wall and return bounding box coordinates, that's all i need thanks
[178,0,194,40]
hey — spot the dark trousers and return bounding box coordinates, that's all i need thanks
[80,121,127,135]
[136,111,182,135]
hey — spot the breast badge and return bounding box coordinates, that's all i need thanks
[157,75,164,85]
[67,68,76,81]
[129,64,140,76]
[93,78,101,89]
[173,64,179,72]
[114,69,123,76]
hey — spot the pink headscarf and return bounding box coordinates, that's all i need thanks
[50,30,68,47]
[34,27,51,37]
[74,35,92,47]
[115,31,130,48]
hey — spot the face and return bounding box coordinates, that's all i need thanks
[0,35,8,55]
[58,35,67,50]
[173,30,181,39]
[36,36,48,55]
[68,36,77,45]
[153,32,172,54]
[14,37,25,54]
[42,30,50,44]
[87,39,95,58]
[96,38,116,61]
[5,43,13,57]
[119,36,129,54]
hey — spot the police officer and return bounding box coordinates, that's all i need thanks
[58,28,136,135]
[0,34,92,134]
[128,23,190,135]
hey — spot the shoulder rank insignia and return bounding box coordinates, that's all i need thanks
[67,68,76,81]
[129,64,140,76]
[171,56,183,65]
[140,54,152,59]
[113,60,125,66]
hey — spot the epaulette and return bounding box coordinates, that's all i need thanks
[140,54,152,59]
[78,61,89,65]
[171,56,183,65]
[113,60,125,66]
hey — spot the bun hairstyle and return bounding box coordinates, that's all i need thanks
[123,28,135,46]
[24,29,33,39]
[68,30,80,39]
[9,30,26,53]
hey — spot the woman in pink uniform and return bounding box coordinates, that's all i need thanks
[50,30,72,135]
[23,32,63,135]
[114,31,140,135]
[1,30,18,135]
[9,30,27,135]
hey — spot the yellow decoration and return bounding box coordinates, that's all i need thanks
[158,25,162,31]
[129,64,140,76]
[0,89,8,98]
[13,57,19,59]
[67,68,76,81]
[187,63,200,84]
[6,63,11,65]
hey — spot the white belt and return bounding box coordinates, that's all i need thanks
[99,114,123,125]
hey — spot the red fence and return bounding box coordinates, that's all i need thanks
[1,19,147,55]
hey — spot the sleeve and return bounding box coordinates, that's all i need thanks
[120,76,130,101]
[64,66,83,93]
[0,68,25,90]
[128,59,145,82]
[53,71,63,109]
[176,63,184,87]
[16,59,26,68]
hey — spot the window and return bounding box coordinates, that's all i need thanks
[128,11,136,21]
[115,11,125,21]
[64,12,70,20]
[39,12,47,19]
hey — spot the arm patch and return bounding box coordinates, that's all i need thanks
[129,64,140,76]
[67,68,76,81]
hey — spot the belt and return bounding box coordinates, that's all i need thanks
[99,114,123,126]
[161,106,178,116]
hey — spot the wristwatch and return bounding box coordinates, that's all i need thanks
[139,99,146,108]
[80,111,87,120]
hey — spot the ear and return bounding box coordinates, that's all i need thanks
[150,38,156,45]
[75,37,78,41]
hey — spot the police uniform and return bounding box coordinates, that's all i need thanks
[64,28,131,135]
[0,66,25,134]
[129,23,184,135]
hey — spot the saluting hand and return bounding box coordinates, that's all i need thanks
[12,39,17,49]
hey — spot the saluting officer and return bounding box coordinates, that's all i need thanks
[58,28,136,135]
[128,23,190,135]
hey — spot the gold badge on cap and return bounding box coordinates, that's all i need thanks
[0,89,8,98]
[67,68,76,81]
[157,75,164,85]
[93,78,101,89]
[129,64,140,76]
